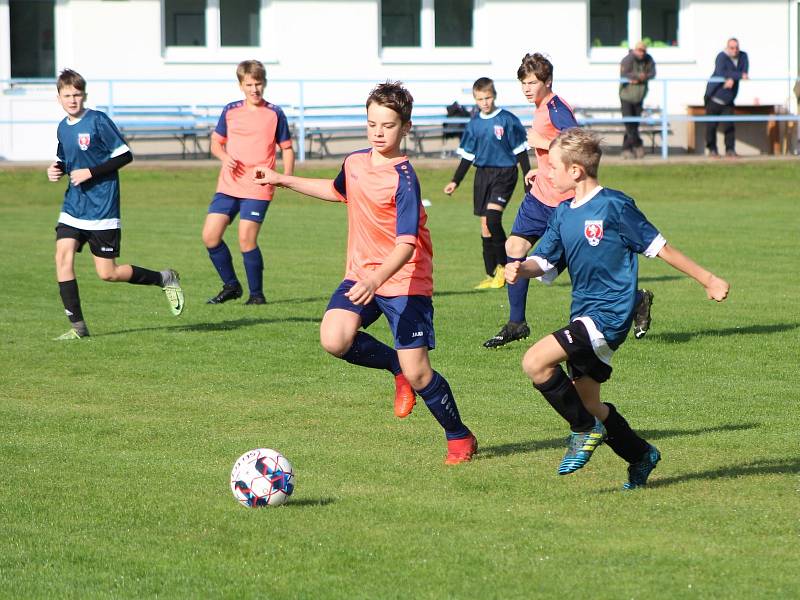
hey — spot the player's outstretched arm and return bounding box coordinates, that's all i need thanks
[657,243,730,302]
[252,166,339,202]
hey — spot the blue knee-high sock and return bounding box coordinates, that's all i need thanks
[418,371,469,440]
[341,331,401,375]
[242,246,264,297]
[507,255,530,323]
[207,242,239,287]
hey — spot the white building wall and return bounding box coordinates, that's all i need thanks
[1,0,796,160]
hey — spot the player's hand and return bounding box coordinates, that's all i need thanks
[705,275,730,302]
[47,162,64,182]
[345,277,380,306]
[252,165,281,186]
[443,182,457,195]
[69,168,92,186]
[524,169,537,188]
[505,261,521,284]
[723,78,735,89]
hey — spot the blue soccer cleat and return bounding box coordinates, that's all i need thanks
[558,419,607,475]
[623,444,661,490]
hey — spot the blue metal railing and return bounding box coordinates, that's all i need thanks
[2,77,798,161]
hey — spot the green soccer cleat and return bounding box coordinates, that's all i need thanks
[558,419,607,475]
[161,269,184,316]
[623,445,661,490]
[54,328,89,341]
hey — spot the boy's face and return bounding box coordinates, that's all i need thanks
[519,74,550,105]
[57,85,86,118]
[366,103,410,156]
[473,89,496,114]
[547,146,579,193]
[239,74,265,106]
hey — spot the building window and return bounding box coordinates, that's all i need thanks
[590,0,680,48]
[165,0,260,48]
[220,0,260,47]
[381,0,473,49]
[10,0,55,77]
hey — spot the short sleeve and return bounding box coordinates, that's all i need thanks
[531,208,566,283]
[96,112,129,157]
[56,141,65,162]
[214,106,229,141]
[549,97,578,132]
[456,119,477,161]
[394,163,421,242]
[332,164,347,201]
[274,106,292,147]
[619,199,665,257]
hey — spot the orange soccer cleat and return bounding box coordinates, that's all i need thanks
[394,373,416,418]
[445,434,478,465]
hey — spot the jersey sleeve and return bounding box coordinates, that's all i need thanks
[530,208,566,284]
[456,119,477,161]
[96,112,130,157]
[213,106,229,142]
[506,113,529,155]
[273,106,293,149]
[549,97,578,132]
[56,140,65,162]
[619,199,666,258]
[394,164,421,244]
[332,163,347,202]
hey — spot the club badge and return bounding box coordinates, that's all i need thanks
[494,125,504,140]
[78,133,91,151]
[584,220,603,246]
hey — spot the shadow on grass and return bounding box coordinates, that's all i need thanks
[97,316,320,337]
[647,323,800,343]
[641,458,800,490]
[284,497,336,508]
[479,422,759,460]
[637,274,683,284]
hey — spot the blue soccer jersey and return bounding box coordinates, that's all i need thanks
[456,108,528,168]
[56,108,130,230]
[531,187,666,350]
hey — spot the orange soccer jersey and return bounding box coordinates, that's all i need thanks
[331,149,433,297]
[212,99,292,201]
[530,92,579,207]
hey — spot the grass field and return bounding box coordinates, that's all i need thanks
[1,161,798,598]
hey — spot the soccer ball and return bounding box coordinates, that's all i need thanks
[230,448,295,507]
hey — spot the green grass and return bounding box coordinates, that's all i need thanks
[0,161,797,598]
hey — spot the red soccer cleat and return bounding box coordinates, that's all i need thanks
[394,373,416,418]
[445,433,478,465]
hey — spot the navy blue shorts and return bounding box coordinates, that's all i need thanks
[208,192,270,223]
[511,192,563,241]
[326,279,436,350]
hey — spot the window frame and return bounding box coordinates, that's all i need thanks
[162,0,277,64]
[380,0,489,65]
[588,0,696,65]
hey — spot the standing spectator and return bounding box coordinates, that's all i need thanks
[619,41,656,159]
[704,38,749,157]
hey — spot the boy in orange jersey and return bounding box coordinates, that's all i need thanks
[253,82,477,464]
[202,60,294,305]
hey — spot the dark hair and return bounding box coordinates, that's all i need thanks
[472,77,496,97]
[366,81,413,123]
[236,59,266,84]
[517,53,553,84]
[57,69,86,93]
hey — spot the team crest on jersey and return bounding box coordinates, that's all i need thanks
[78,133,91,151]
[494,125,504,140]
[584,220,603,246]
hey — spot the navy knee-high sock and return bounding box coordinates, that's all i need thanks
[242,246,264,297]
[533,366,595,432]
[418,371,469,440]
[507,255,529,322]
[207,242,238,287]
[340,331,401,375]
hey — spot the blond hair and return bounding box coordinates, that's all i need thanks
[236,60,266,84]
[550,128,602,178]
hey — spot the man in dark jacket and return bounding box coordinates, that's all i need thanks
[704,38,749,157]
[619,41,656,159]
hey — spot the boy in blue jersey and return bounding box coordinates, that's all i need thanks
[506,128,729,489]
[47,69,184,340]
[443,77,530,290]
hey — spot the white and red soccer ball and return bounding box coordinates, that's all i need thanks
[230,448,295,507]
